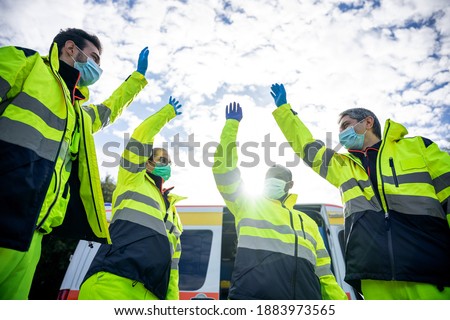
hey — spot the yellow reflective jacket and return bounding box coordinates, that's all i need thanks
[0,44,147,251]
[273,103,450,292]
[83,104,185,300]
[213,118,347,300]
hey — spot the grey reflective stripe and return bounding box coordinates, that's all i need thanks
[172,225,181,238]
[111,208,167,236]
[96,104,112,126]
[125,138,153,157]
[303,141,324,167]
[171,258,180,270]
[386,194,445,219]
[175,243,182,252]
[304,232,317,248]
[214,167,241,186]
[115,190,160,211]
[316,248,329,259]
[219,184,243,202]
[238,218,294,235]
[239,218,317,248]
[433,172,450,194]
[0,76,11,101]
[383,172,432,186]
[0,117,60,161]
[239,235,316,266]
[315,264,333,277]
[120,156,146,173]
[82,106,96,124]
[319,149,335,178]
[12,92,65,131]
[343,195,381,218]
[341,178,372,193]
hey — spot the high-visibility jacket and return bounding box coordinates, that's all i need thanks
[273,104,450,292]
[0,44,147,251]
[213,118,348,300]
[83,104,185,300]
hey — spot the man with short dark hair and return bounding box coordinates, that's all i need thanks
[271,83,450,299]
[212,102,347,300]
[0,27,149,299]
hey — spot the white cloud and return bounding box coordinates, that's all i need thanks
[2,0,449,206]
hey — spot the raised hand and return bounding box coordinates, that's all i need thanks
[270,83,287,107]
[225,102,242,122]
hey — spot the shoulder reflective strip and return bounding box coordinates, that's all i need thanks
[315,264,333,277]
[115,190,160,211]
[0,76,11,101]
[341,178,372,193]
[382,172,432,186]
[82,106,96,124]
[316,248,330,259]
[386,194,445,219]
[120,156,146,173]
[319,148,336,178]
[433,172,450,194]
[303,140,324,167]
[96,104,112,127]
[125,138,153,157]
[11,92,65,131]
[213,167,241,186]
[171,258,180,270]
[238,235,316,266]
[0,117,59,161]
[343,195,382,218]
[111,207,167,236]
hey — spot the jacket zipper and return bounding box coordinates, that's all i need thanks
[79,109,103,233]
[378,122,396,280]
[389,157,399,187]
[35,60,69,231]
[283,202,298,299]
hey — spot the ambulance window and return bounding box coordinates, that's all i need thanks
[179,230,213,291]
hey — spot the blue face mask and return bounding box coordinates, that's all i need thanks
[71,45,102,86]
[74,58,102,86]
[339,119,366,150]
[152,165,171,182]
[263,178,287,200]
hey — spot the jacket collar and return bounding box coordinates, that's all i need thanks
[383,119,408,142]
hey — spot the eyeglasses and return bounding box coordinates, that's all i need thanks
[74,44,101,66]
[153,156,172,167]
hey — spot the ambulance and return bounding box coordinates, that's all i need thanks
[57,203,360,300]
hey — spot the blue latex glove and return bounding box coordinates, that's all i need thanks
[270,83,287,107]
[136,47,149,75]
[169,96,182,115]
[226,102,242,122]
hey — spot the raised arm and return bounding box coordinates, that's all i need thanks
[271,83,348,188]
[82,47,150,132]
[118,96,182,185]
[213,102,245,214]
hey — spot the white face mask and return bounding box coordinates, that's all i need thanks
[263,178,287,200]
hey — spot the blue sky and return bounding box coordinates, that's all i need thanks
[1,0,449,206]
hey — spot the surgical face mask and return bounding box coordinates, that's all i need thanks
[339,119,367,150]
[263,178,287,200]
[152,165,171,182]
[70,45,102,86]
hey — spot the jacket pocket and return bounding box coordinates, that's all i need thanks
[400,156,426,171]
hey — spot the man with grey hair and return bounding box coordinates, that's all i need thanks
[212,102,347,300]
[270,83,450,299]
